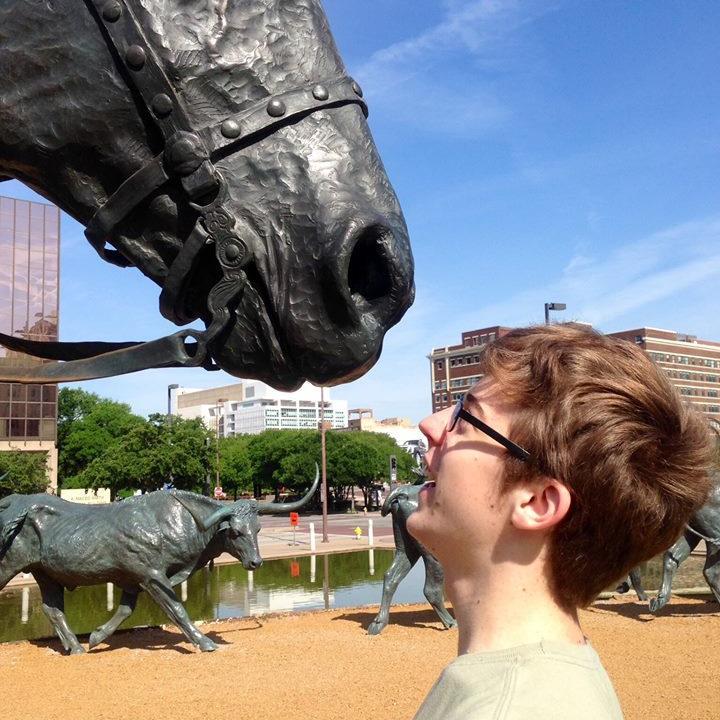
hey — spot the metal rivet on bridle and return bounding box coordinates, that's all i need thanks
[102,1,122,21]
[312,84,329,101]
[267,99,287,118]
[152,94,173,118]
[220,119,242,139]
[351,81,363,98]
[125,45,146,70]
[225,242,242,262]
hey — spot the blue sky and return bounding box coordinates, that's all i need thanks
[4,0,720,423]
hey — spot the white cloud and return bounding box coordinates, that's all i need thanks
[450,214,720,333]
[354,0,552,137]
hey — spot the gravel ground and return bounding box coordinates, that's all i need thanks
[0,596,717,720]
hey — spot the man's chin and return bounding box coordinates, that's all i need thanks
[406,511,427,543]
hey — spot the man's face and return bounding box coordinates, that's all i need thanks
[407,379,518,567]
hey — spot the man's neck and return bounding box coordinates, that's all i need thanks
[445,563,584,656]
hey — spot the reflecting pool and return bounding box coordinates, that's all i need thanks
[0,549,427,644]
[0,549,713,644]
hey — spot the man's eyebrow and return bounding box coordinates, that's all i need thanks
[465,394,485,418]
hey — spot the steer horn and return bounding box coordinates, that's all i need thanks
[258,464,320,514]
[171,493,237,532]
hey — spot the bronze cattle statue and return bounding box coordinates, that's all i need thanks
[0,471,319,654]
[367,483,456,635]
[0,0,414,388]
[615,472,720,612]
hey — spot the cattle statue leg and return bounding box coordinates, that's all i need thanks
[649,532,699,613]
[702,544,720,605]
[34,572,84,655]
[421,554,456,630]
[628,567,648,601]
[141,573,217,652]
[367,550,416,635]
[89,589,139,649]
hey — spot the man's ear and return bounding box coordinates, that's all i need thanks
[510,479,571,532]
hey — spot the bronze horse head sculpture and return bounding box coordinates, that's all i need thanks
[0,0,414,389]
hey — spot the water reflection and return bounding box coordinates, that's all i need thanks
[0,549,427,644]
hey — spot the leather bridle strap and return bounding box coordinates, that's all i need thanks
[0,0,367,384]
[0,330,213,383]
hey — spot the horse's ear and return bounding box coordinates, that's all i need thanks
[0,510,28,559]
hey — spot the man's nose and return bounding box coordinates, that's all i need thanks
[419,407,452,447]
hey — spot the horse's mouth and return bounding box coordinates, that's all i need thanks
[207,261,302,390]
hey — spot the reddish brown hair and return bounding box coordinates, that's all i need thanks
[481,324,715,609]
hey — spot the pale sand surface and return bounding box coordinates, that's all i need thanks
[0,596,717,720]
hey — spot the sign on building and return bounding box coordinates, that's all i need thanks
[60,488,111,505]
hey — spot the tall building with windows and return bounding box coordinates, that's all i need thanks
[0,196,60,488]
[429,324,720,424]
[428,326,512,412]
[608,328,720,422]
[170,381,348,436]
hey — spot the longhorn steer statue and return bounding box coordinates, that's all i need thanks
[0,469,319,653]
[614,472,720,612]
[647,473,720,613]
[367,484,455,635]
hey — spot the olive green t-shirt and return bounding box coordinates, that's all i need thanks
[413,640,624,720]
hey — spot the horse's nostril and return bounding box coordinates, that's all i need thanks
[348,226,393,304]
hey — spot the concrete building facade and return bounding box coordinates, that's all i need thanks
[347,408,423,447]
[171,381,348,436]
[0,196,60,489]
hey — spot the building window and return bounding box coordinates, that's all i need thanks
[436,360,444,370]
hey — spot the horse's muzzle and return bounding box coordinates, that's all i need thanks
[208,214,414,390]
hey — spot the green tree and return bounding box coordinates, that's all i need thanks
[241,429,412,510]
[247,430,320,500]
[58,388,144,486]
[78,414,214,499]
[218,435,253,499]
[0,451,49,498]
[324,431,413,508]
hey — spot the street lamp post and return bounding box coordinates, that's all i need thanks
[215,398,227,495]
[544,302,567,324]
[167,384,179,426]
[320,386,329,543]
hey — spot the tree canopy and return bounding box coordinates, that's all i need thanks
[77,414,214,499]
[0,451,49,498]
[219,429,415,507]
[58,388,144,486]
[55,387,416,508]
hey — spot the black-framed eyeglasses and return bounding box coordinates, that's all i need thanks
[447,395,531,463]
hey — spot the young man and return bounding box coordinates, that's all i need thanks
[409,324,714,720]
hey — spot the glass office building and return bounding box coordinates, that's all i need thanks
[0,195,60,486]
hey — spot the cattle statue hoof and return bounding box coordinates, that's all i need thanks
[444,619,458,630]
[69,646,86,656]
[648,597,660,614]
[198,638,219,652]
[88,631,104,649]
[366,619,386,636]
